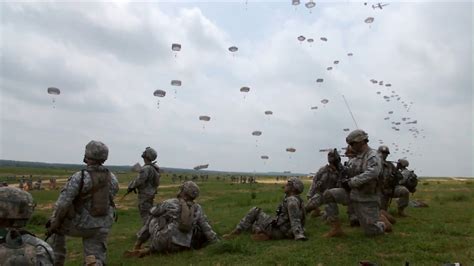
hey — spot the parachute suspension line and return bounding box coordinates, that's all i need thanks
[341,94,359,129]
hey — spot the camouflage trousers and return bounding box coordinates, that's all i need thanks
[138,194,155,225]
[236,207,286,239]
[322,188,358,223]
[306,192,324,211]
[380,185,410,211]
[352,201,385,236]
[49,224,109,266]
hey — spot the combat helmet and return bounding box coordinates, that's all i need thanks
[398,159,409,168]
[0,187,35,228]
[346,129,369,144]
[84,140,109,162]
[378,145,390,154]
[179,181,200,200]
[287,177,304,194]
[141,147,157,161]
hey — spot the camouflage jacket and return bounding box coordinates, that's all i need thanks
[138,198,217,249]
[0,229,54,265]
[128,163,160,197]
[307,164,341,198]
[380,161,403,194]
[347,148,382,202]
[273,195,305,238]
[51,165,119,230]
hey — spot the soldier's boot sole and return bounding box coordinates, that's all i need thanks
[251,233,271,241]
[380,210,397,224]
[379,214,393,233]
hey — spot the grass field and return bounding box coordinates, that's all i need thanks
[1,168,473,265]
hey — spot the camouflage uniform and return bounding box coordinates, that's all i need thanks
[0,187,55,265]
[380,161,409,211]
[232,177,306,240]
[128,162,160,224]
[325,130,385,236]
[134,182,217,253]
[47,141,119,266]
[306,164,340,212]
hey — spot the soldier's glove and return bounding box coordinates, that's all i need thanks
[341,179,351,192]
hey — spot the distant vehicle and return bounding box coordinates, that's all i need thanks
[372,3,389,9]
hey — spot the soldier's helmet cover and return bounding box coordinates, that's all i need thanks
[0,187,35,227]
[346,129,369,144]
[84,140,109,161]
[142,147,157,161]
[378,145,390,154]
[287,177,304,194]
[398,159,409,167]
[179,181,200,200]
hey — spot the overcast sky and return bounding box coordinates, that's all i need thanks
[0,1,472,177]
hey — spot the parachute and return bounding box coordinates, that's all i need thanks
[292,0,300,5]
[305,0,316,10]
[228,46,238,52]
[343,128,350,132]
[252,131,262,136]
[47,87,60,108]
[171,43,181,57]
[307,38,314,43]
[199,115,211,129]
[153,89,166,109]
[240,86,250,99]
[321,99,329,105]
[388,111,394,114]
[384,117,390,120]
[171,80,181,97]
[385,83,392,87]
[327,66,333,71]
[379,80,384,86]
[297,35,306,42]
[370,79,378,84]
[261,155,269,160]
[347,53,353,56]
[264,110,273,115]
[311,106,318,110]
[286,148,296,152]
[334,60,339,64]
[376,91,381,94]
[320,37,327,42]
[365,17,375,24]
[316,78,324,83]
[171,43,181,52]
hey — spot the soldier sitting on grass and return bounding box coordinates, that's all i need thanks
[224,177,307,241]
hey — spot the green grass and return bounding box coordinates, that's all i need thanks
[2,167,473,265]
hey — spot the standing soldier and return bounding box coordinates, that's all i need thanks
[224,177,307,241]
[46,140,119,266]
[324,130,389,237]
[125,181,218,257]
[306,149,343,217]
[127,147,160,224]
[0,187,55,265]
[378,146,409,218]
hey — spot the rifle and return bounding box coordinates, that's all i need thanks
[119,188,137,202]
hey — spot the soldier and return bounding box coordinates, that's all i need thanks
[19,178,24,190]
[306,149,344,217]
[127,147,160,224]
[397,159,418,214]
[0,187,55,265]
[378,146,410,218]
[125,181,218,257]
[224,177,307,241]
[46,140,119,266]
[324,130,389,237]
[49,177,57,190]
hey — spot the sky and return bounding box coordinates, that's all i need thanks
[0,1,472,177]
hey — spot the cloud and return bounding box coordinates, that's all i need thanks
[0,2,472,177]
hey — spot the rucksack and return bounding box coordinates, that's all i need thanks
[404,170,418,193]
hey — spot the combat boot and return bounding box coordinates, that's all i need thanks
[311,208,321,218]
[323,220,345,237]
[133,241,142,251]
[379,213,392,232]
[223,228,242,240]
[251,232,271,241]
[397,207,408,217]
[380,210,397,224]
